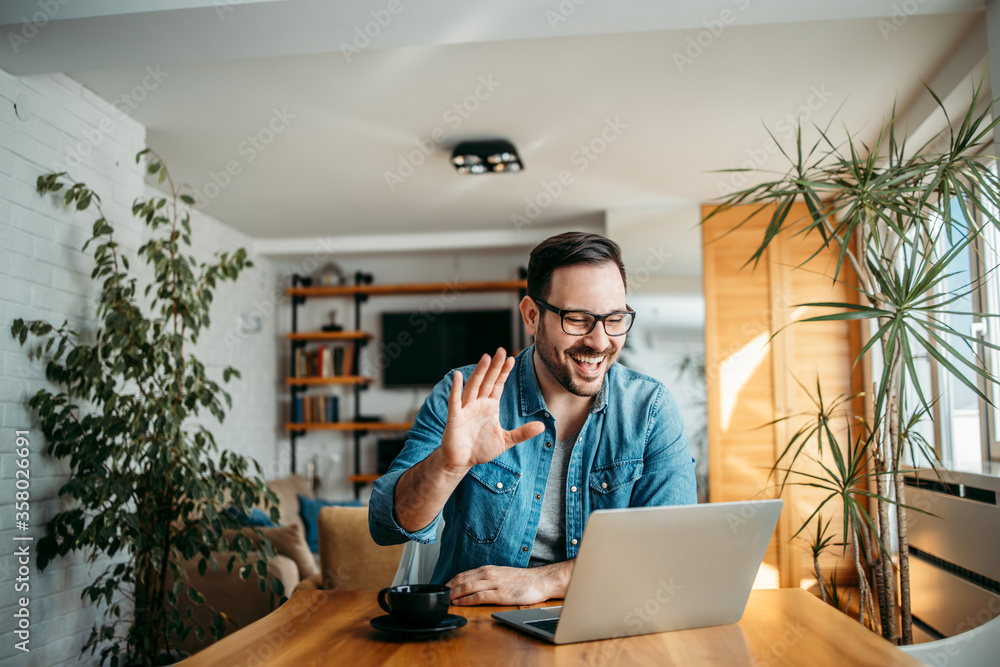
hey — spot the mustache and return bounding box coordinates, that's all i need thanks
[565,344,615,357]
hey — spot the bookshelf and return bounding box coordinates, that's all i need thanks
[286,271,527,497]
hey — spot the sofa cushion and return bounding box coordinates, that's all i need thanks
[298,495,362,553]
[226,505,278,527]
[224,524,319,580]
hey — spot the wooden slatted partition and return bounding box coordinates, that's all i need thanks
[702,202,862,590]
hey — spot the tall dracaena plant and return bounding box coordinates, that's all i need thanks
[11,150,281,666]
[707,82,1000,644]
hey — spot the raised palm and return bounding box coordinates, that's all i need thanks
[441,350,544,471]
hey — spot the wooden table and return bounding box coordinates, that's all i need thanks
[181,588,923,666]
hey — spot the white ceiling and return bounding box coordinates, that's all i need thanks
[0,0,990,248]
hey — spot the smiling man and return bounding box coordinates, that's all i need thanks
[369,231,696,605]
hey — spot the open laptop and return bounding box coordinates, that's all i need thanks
[491,499,782,644]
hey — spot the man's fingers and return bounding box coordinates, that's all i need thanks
[476,348,508,398]
[488,356,516,400]
[462,354,491,403]
[506,421,546,447]
[451,589,495,606]
[447,369,464,415]
[446,568,493,603]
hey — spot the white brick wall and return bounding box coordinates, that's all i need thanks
[0,70,279,665]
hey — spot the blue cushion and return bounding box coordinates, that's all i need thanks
[225,505,278,527]
[298,494,362,553]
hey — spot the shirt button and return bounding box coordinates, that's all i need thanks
[570,486,577,493]
[522,546,529,553]
[535,493,541,500]
[545,441,553,448]
[571,539,578,546]
[601,482,608,489]
[544,412,551,418]
[496,482,503,489]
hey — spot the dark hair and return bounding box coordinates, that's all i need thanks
[527,232,626,299]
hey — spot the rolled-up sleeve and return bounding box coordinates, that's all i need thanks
[629,385,697,507]
[369,371,456,545]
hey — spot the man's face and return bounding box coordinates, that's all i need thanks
[527,262,627,398]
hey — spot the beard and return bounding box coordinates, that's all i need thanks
[534,316,618,398]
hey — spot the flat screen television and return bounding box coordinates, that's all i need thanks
[380,309,514,388]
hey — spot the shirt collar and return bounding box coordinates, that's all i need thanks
[516,345,610,417]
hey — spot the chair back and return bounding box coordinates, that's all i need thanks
[317,506,404,590]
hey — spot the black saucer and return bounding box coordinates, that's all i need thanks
[370,613,467,638]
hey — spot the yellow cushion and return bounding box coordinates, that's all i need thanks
[317,506,404,590]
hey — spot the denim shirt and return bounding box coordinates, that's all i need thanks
[368,345,696,584]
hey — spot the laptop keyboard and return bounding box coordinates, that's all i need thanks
[525,618,560,635]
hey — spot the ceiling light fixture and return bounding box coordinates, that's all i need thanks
[451,139,522,174]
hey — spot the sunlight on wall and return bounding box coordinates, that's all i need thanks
[721,332,769,430]
[753,563,780,589]
[720,307,812,430]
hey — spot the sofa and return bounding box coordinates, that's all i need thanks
[174,474,320,654]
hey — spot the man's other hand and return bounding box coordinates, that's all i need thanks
[446,561,574,606]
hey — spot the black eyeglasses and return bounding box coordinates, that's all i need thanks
[532,297,636,336]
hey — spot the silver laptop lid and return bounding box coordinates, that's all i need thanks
[553,499,782,644]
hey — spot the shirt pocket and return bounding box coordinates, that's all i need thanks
[461,461,521,544]
[589,459,644,509]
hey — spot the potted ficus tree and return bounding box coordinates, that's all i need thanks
[12,149,283,666]
[706,83,1000,644]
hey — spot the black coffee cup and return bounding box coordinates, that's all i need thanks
[377,584,450,629]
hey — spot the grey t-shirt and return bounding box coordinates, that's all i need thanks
[528,433,577,567]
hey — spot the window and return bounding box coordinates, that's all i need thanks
[932,198,986,470]
[978,210,1000,464]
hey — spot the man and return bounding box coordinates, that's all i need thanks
[369,231,696,606]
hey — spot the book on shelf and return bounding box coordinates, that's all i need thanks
[292,394,340,424]
[342,345,354,376]
[292,344,356,378]
[333,346,344,376]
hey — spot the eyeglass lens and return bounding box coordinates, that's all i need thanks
[562,311,633,335]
